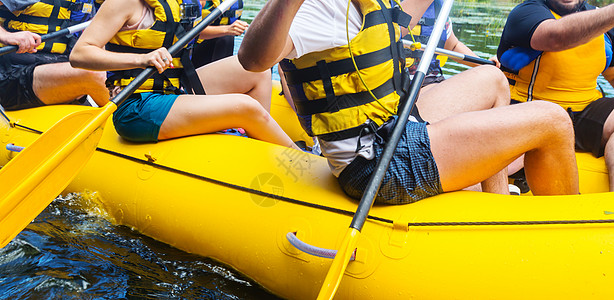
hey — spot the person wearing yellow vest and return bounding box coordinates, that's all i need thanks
[240,0,579,204]
[191,0,246,68]
[0,0,108,110]
[69,0,299,149]
[275,0,513,195]
[497,0,614,191]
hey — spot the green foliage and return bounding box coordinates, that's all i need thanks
[588,0,614,6]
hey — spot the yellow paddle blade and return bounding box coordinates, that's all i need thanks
[0,102,116,248]
[317,227,360,300]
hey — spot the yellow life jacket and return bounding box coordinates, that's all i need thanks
[279,0,410,141]
[202,0,242,26]
[0,0,95,54]
[194,0,242,44]
[504,10,609,112]
[106,0,204,94]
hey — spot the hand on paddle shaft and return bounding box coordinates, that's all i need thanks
[401,39,495,66]
[0,21,91,56]
[316,0,456,299]
[0,0,238,249]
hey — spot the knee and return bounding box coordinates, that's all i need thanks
[477,65,509,91]
[75,68,106,87]
[472,65,510,105]
[531,101,573,137]
[234,94,270,120]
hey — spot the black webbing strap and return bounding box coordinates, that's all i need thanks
[316,60,337,112]
[363,7,411,30]
[175,24,205,94]
[294,78,395,116]
[377,0,401,92]
[42,0,63,52]
[106,68,183,94]
[159,0,176,49]
[283,47,392,85]
[417,0,440,26]
[105,43,152,54]
[392,7,411,28]
[317,123,373,142]
[179,49,205,94]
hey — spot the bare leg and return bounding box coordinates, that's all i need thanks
[417,65,510,123]
[428,101,578,195]
[162,56,298,150]
[33,62,109,106]
[196,55,272,111]
[418,65,511,194]
[480,169,509,194]
[158,94,299,150]
[601,112,614,191]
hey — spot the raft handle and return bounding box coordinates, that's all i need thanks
[286,232,356,261]
[6,143,24,153]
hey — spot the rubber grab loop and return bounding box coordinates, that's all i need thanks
[286,232,356,261]
[6,143,24,152]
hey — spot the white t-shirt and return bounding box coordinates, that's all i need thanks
[287,0,363,59]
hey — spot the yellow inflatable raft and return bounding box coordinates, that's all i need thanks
[1,84,614,299]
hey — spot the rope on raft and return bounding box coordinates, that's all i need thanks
[5,115,614,228]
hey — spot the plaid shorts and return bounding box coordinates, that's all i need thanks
[337,120,443,205]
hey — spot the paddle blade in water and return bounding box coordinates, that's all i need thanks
[0,105,113,247]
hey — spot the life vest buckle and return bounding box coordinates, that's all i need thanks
[68,2,92,14]
[81,2,92,14]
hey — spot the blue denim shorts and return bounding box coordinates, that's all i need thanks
[112,92,178,142]
[337,121,443,205]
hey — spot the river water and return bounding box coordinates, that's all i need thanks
[1,0,611,299]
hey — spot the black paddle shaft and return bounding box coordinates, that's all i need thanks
[111,0,238,107]
[0,21,91,56]
[350,0,454,231]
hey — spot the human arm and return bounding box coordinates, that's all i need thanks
[0,0,41,53]
[0,25,41,53]
[69,0,172,73]
[443,31,481,67]
[198,20,248,40]
[531,4,614,51]
[237,0,302,72]
[399,0,431,37]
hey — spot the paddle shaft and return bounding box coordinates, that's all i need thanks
[316,0,455,298]
[111,0,238,106]
[353,0,454,231]
[0,20,91,56]
[401,39,494,66]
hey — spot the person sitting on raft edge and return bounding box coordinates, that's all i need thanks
[277,0,514,194]
[497,0,614,192]
[238,0,580,204]
[0,0,109,111]
[69,0,301,150]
